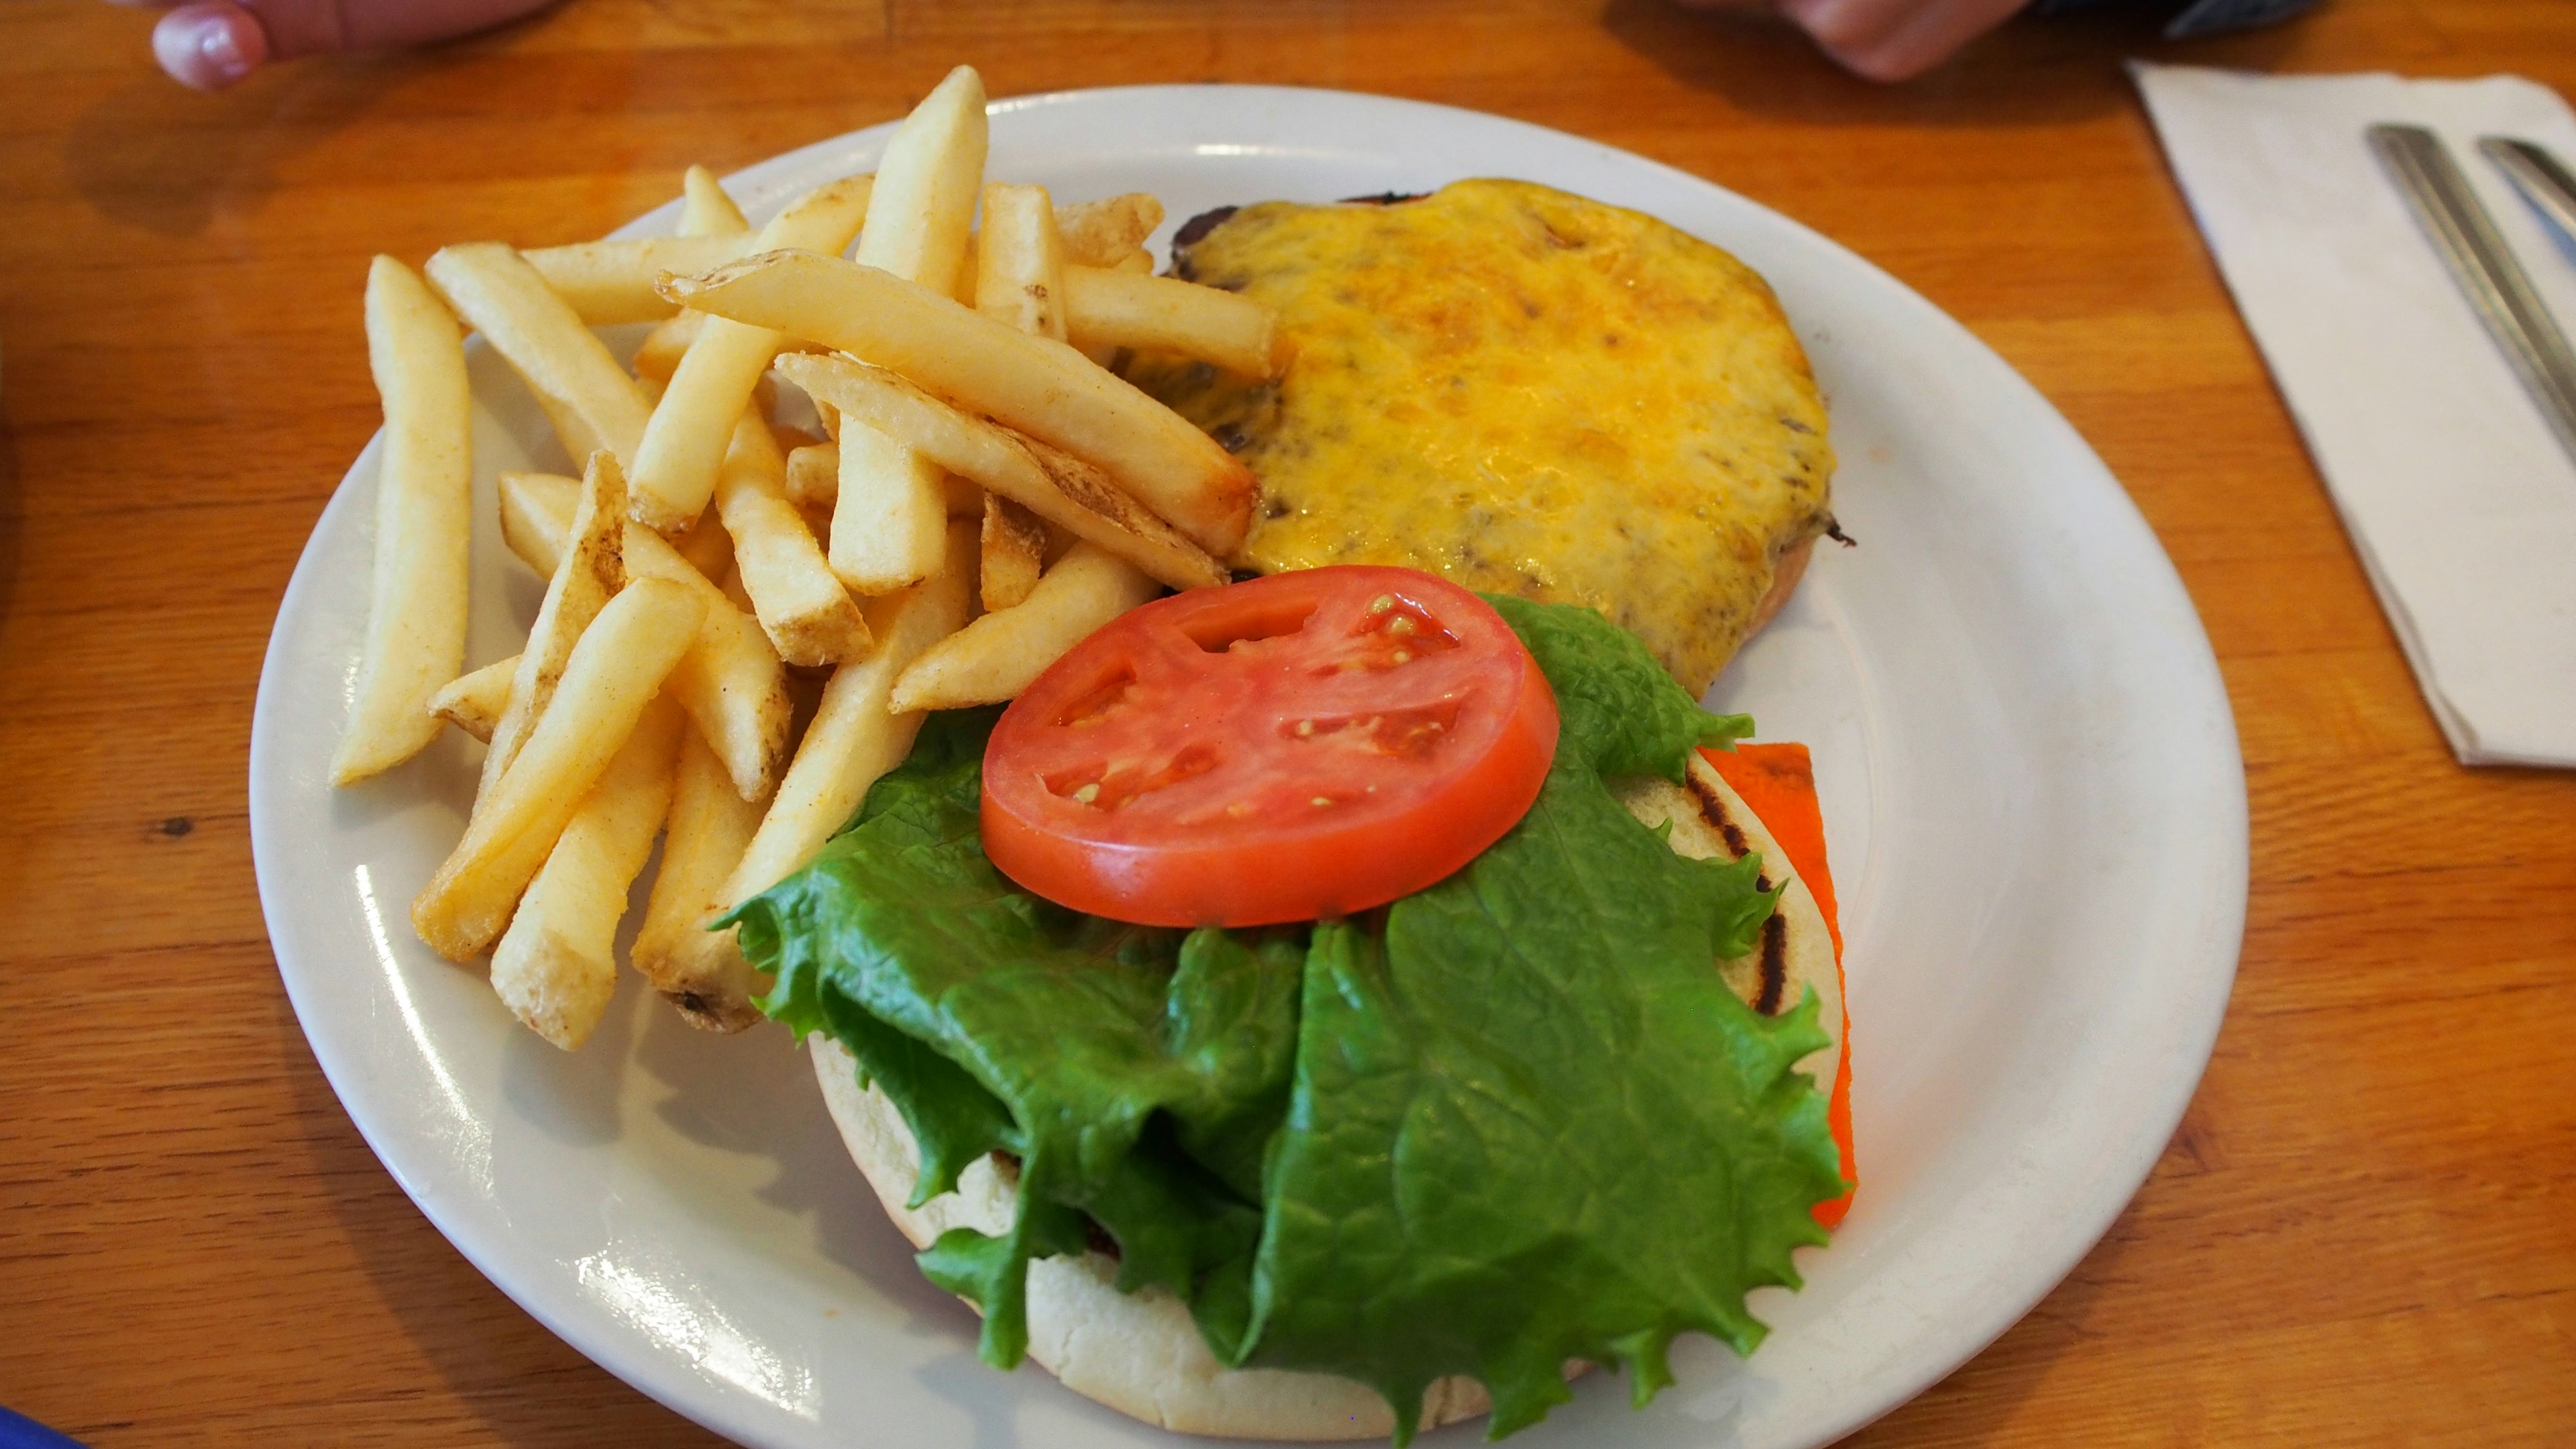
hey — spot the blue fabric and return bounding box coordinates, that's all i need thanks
[0,1409,87,1449]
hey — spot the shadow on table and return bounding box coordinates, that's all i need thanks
[1601,0,2301,127]
[64,52,439,239]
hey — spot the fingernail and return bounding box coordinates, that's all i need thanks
[200,18,252,81]
[154,6,265,90]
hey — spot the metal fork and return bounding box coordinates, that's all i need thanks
[2367,124,2576,466]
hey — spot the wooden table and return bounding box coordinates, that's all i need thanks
[5,0,2571,1442]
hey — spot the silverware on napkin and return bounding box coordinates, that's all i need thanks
[2367,123,2576,465]
[2479,136,2576,252]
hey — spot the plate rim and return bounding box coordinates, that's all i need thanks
[250,80,2249,1449]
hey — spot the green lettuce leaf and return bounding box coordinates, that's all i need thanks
[1236,736,1838,1438]
[735,708,1302,1368]
[735,599,1843,1440]
[1485,593,1754,780]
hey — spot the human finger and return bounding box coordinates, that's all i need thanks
[150,2,268,90]
[1782,0,2031,80]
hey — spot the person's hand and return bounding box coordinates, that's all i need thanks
[1682,0,2034,81]
[108,0,561,90]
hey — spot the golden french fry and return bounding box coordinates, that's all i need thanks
[1063,266,1281,378]
[828,417,950,594]
[631,311,705,384]
[627,175,878,535]
[784,441,839,508]
[953,233,982,307]
[976,182,1069,341]
[828,67,988,595]
[519,233,759,326]
[680,165,751,238]
[774,352,1227,591]
[891,543,1159,712]
[491,696,686,1049]
[634,724,769,1032]
[429,655,517,743]
[782,439,981,517]
[413,578,706,962]
[713,412,873,666]
[720,521,977,914]
[973,199,1079,612]
[1055,193,1165,268]
[1110,247,1153,275]
[426,242,655,470]
[498,470,792,800]
[665,250,1256,555]
[480,452,628,806]
[853,65,986,300]
[979,494,1046,612]
[674,502,735,584]
[333,256,474,786]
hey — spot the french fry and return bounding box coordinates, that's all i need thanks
[627,174,877,535]
[828,419,949,594]
[713,411,873,666]
[427,243,655,470]
[674,502,735,584]
[332,256,474,786]
[775,352,1227,590]
[890,543,1160,712]
[637,172,747,384]
[979,494,1046,611]
[491,696,686,1049]
[1055,193,1165,268]
[680,164,751,238]
[973,216,1068,613]
[830,66,988,595]
[665,250,1256,555]
[633,724,769,1032]
[974,182,1069,341]
[784,441,839,508]
[519,233,759,326]
[1110,247,1154,275]
[1063,266,1281,378]
[429,655,517,743]
[479,452,627,806]
[719,521,977,920]
[853,65,985,299]
[631,311,705,384]
[498,470,792,800]
[413,577,706,962]
[784,439,983,517]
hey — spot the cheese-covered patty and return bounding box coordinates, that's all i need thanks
[1132,178,1835,696]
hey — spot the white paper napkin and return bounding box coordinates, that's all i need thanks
[2134,63,2576,768]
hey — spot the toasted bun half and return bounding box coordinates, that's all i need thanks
[810,750,1846,1440]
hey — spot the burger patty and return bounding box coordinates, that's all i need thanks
[1128,178,1837,696]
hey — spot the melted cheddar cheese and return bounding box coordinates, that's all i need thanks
[1133,178,1835,695]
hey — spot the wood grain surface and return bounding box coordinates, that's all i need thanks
[3,0,2572,1444]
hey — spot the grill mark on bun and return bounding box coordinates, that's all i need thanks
[1685,771,1788,1012]
[1685,773,1764,884]
[1756,914,1788,1016]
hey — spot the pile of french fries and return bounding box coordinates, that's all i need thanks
[331,66,1280,1051]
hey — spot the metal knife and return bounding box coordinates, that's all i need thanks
[2367,123,2576,466]
[2479,136,2576,254]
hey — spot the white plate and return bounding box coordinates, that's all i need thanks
[250,85,2247,1449]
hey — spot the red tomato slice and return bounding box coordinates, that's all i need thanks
[981,566,1560,927]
